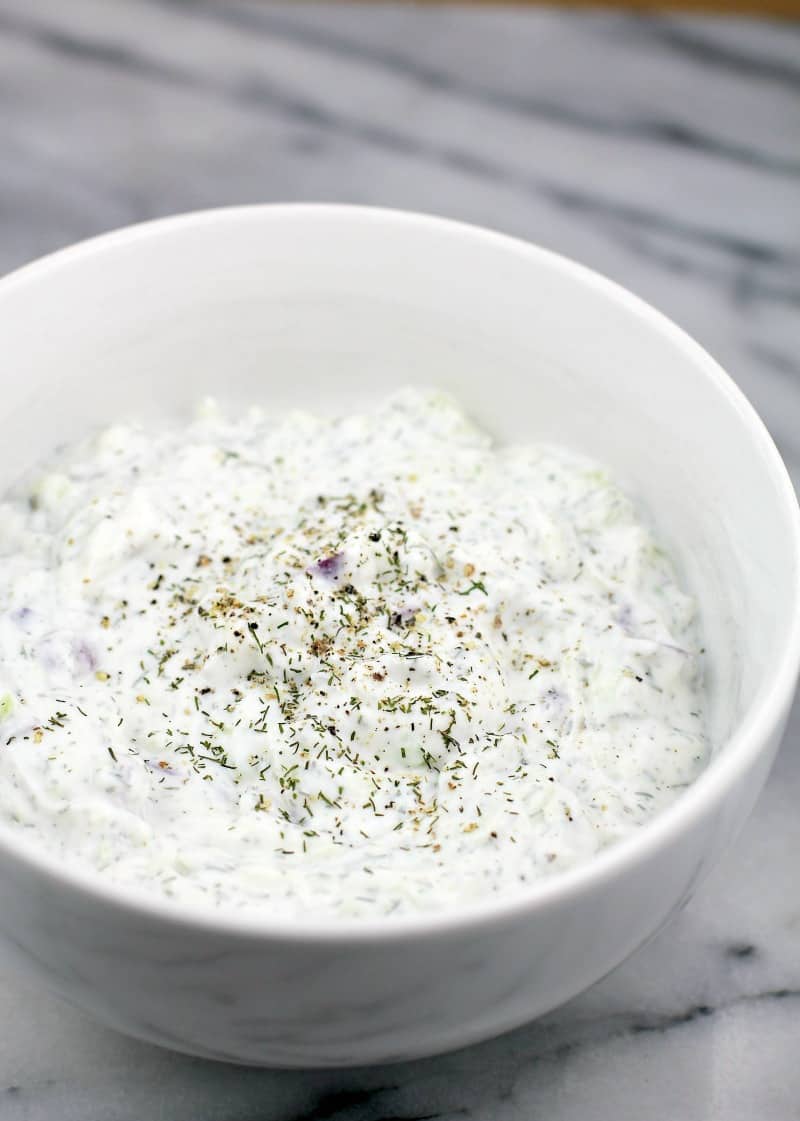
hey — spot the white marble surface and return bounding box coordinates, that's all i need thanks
[0,2,798,1117]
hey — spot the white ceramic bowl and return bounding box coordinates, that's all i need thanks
[0,206,798,1068]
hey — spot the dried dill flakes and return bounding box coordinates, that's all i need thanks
[0,388,708,918]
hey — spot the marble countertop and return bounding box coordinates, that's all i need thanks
[0,2,798,1118]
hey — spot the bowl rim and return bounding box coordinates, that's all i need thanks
[1,202,798,942]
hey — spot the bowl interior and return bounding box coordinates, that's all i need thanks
[0,206,796,769]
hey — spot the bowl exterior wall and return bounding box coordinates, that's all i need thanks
[0,706,787,1066]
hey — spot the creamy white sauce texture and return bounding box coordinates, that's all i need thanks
[0,390,708,917]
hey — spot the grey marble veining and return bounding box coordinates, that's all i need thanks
[0,2,798,1118]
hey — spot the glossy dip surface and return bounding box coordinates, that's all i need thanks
[0,390,708,918]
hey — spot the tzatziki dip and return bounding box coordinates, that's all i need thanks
[0,390,708,918]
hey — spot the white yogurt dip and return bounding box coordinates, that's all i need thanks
[0,389,708,918]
